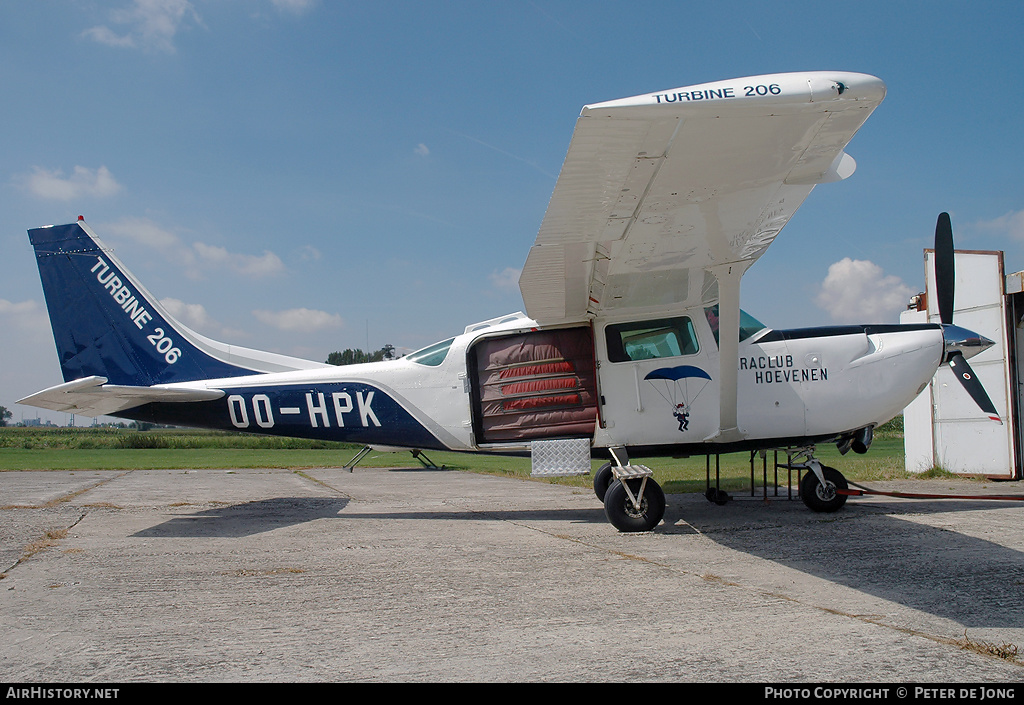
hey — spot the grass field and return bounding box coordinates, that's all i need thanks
[0,420,930,494]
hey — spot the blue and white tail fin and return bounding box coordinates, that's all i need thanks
[28,218,329,388]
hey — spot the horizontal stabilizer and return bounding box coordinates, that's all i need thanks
[18,375,225,418]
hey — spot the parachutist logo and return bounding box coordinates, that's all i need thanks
[673,404,689,431]
[645,366,711,433]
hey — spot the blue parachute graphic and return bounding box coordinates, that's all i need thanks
[643,366,712,432]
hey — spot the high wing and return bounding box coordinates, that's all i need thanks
[519,71,887,325]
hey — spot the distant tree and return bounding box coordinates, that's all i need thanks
[326,344,396,366]
[0,405,11,427]
[326,349,363,365]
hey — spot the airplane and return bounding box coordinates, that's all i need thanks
[18,71,1000,533]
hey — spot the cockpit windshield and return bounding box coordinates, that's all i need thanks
[703,305,767,345]
[406,337,455,366]
[738,309,768,341]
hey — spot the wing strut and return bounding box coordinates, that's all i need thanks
[707,262,749,443]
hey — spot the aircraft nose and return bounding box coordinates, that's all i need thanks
[942,324,995,362]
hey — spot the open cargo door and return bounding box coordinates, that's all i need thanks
[470,327,599,444]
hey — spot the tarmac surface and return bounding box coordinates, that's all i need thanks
[1,465,1023,683]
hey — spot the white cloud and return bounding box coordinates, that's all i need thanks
[24,166,121,201]
[816,258,914,323]
[253,308,343,333]
[0,299,51,340]
[101,217,285,278]
[81,26,137,49]
[105,216,182,251]
[973,210,1024,241]
[158,297,249,340]
[489,267,521,292]
[159,297,217,331]
[0,299,41,316]
[193,242,285,276]
[414,143,430,157]
[82,0,202,54]
[270,0,318,14]
[0,300,60,418]
[102,217,200,277]
[297,244,321,261]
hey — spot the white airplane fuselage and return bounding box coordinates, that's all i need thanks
[122,308,944,457]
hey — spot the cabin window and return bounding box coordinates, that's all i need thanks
[406,338,455,366]
[605,317,699,363]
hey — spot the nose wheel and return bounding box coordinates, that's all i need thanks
[800,462,849,513]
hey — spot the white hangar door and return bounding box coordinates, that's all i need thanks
[903,250,1019,478]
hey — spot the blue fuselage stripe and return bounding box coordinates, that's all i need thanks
[121,381,447,450]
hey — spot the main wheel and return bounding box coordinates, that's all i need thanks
[604,478,665,532]
[593,462,614,501]
[800,465,848,513]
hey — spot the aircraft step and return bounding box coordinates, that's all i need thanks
[606,446,653,480]
[611,463,654,480]
[530,437,592,477]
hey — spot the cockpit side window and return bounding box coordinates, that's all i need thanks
[605,317,699,363]
[406,338,455,366]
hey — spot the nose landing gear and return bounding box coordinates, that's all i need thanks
[700,446,850,513]
[800,461,849,513]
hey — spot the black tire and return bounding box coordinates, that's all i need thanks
[705,487,730,505]
[603,478,665,532]
[800,465,848,513]
[593,462,615,501]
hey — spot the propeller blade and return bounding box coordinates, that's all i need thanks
[934,212,955,325]
[947,351,1002,424]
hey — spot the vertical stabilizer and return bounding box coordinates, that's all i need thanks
[29,219,329,386]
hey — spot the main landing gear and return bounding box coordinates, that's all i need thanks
[593,445,848,531]
[595,448,666,532]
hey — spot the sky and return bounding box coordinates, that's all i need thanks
[1,0,1023,424]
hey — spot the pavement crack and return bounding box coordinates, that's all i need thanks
[1,471,128,579]
[294,470,354,498]
[2,515,83,577]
